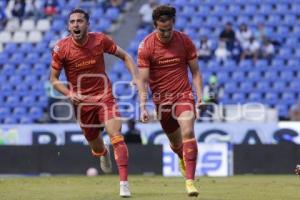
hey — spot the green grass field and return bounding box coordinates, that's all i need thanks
[0,175,299,200]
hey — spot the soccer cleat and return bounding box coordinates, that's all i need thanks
[179,158,186,177]
[185,179,199,197]
[100,145,112,173]
[120,181,131,197]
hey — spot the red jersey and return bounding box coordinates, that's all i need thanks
[137,31,197,104]
[51,32,117,102]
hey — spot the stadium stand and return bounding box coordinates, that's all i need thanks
[0,0,129,124]
[0,0,299,123]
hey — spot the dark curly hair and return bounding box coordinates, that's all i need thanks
[152,5,176,26]
[68,8,90,22]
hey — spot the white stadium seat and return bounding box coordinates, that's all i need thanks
[36,19,51,31]
[13,31,27,43]
[0,31,12,43]
[27,31,42,43]
[21,19,35,31]
[5,18,20,31]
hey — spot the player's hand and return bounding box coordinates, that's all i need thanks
[196,98,203,119]
[140,108,150,123]
[68,91,81,105]
[295,164,300,175]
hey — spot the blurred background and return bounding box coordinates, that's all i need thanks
[0,0,299,177]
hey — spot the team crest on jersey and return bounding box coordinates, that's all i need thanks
[138,41,144,50]
[53,45,60,53]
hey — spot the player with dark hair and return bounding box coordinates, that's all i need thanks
[50,8,139,197]
[137,5,203,197]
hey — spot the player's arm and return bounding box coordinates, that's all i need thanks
[114,46,139,82]
[138,67,150,122]
[49,67,81,104]
[188,58,203,105]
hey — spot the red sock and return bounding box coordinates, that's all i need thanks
[183,138,198,180]
[111,135,128,181]
[170,143,183,159]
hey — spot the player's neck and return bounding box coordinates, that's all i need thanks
[72,33,89,47]
[156,32,173,44]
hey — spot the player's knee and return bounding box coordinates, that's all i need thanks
[181,128,195,140]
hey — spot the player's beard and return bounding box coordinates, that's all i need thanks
[72,29,88,43]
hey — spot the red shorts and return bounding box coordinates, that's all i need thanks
[74,98,120,141]
[156,99,195,134]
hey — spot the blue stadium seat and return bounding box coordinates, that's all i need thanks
[37,96,48,107]
[6,96,20,107]
[175,17,188,30]
[276,104,288,118]
[231,71,245,82]
[2,64,15,76]
[289,82,300,92]
[22,96,36,107]
[224,82,237,93]
[8,75,22,85]
[258,4,273,14]
[0,52,9,64]
[183,28,198,40]
[4,117,18,124]
[212,5,227,16]
[244,4,257,15]
[10,53,24,65]
[13,107,27,116]
[252,15,266,24]
[216,71,229,84]
[264,92,278,105]
[290,3,300,14]
[18,63,31,75]
[278,48,292,59]
[19,43,33,53]
[90,9,104,21]
[228,5,241,16]
[276,26,290,37]
[29,107,44,119]
[15,84,29,96]
[283,14,297,25]
[239,82,253,93]
[189,16,203,29]
[271,58,284,68]
[35,41,49,54]
[97,18,112,31]
[4,43,17,54]
[237,16,250,24]
[256,81,271,92]
[280,71,294,81]
[105,7,120,21]
[263,71,279,80]
[52,19,65,32]
[272,81,286,92]
[248,92,262,102]
[0,107,10,119]
[25,53,39,64]
[232,93,245,103]
[266,15,282,26]
[275,3,289,14]
[19,116,34,124]
[247,71,261,82]
[281,92,295,104]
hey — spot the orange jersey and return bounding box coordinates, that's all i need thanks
[51,32,117,102]
[137,31,197,104]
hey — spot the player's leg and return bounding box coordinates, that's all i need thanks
[176,103,199,197]
[158,104,186,177]
[104,117,131,197]
[75,105,112,173]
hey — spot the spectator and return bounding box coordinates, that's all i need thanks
[197,36,212,62]
[11,0,25,21]
[289,100,300,121]
[0,6,7,30]
[200,75,224,121]
[24,0,41,19]
[255,23,270,44]
[124,119,142,144]
[261,39,275,61]
[215,41,230,61]
[219,22,236,51]
[43,0,58,17]
[240,36,260,62]
[139,0,157,30]
[236,23,253,50]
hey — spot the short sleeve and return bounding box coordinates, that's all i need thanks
[102,34,117,55]
[183,34,197,61]
[137,41,150,68]
[51,44,64,70]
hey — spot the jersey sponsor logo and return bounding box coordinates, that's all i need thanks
[158,57,180,65]
[53,45,59,53]
[76,59,96,68]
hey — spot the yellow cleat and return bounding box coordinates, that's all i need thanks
[179,158,186,177]
[185,179,199,197]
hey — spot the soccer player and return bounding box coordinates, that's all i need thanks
[49,8,138,197]
[137,5,203,197]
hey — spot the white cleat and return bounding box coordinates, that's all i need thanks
[120,181,131,198]
[100,145,112,173]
